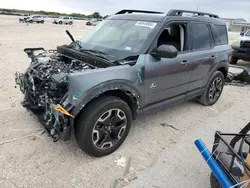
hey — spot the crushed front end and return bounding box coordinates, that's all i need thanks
[14,48,93,141]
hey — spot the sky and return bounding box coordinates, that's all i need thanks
[1,0,250,21]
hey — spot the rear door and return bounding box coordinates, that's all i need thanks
[187,22,216,91]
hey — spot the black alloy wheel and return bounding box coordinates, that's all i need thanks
[92,108,127,149]
[75,96,132,157]
[208,76,223,104]
[198,71,225,106]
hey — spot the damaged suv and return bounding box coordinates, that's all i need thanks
[15,9,231,157]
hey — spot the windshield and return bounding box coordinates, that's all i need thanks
[245,30,250,36]
[79,19,158,61]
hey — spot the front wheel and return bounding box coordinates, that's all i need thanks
[198,71,225,106]
[75,96,132,157]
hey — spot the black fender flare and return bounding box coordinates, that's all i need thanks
[70,79,142,118]
[204,62,228,87]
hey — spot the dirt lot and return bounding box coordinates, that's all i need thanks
[0,15,250,188]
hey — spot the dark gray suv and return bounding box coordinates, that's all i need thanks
[15,9,231,157]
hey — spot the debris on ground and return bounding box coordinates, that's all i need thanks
[9,97,16,107]
[160,123,180,131]
[0,135,37,145]
[114,156,126,167]
[124,157,132,177]
[112,178,119,188]
[226,65,250,85]
[29,136,37,140]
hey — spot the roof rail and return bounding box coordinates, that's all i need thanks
[167,9,219,18]
[115,9,164,15]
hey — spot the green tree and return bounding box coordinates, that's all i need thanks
[92,12,102,18]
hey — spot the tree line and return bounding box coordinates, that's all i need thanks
[0,8,104,18]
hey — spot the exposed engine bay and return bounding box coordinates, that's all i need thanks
[15,47,96,140]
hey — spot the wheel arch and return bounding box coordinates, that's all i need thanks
[217,66,228,79]
[69,82,142,129]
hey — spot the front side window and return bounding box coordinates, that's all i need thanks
[191,23,212,50]
[80,19,158,60]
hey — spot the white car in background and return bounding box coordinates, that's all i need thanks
[86,19,102,26]
[26,15,45,23]
[53,16,74,25]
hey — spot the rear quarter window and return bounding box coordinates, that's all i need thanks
[210,24,223,45]
[215,25,228,44]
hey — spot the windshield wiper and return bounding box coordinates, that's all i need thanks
[80,49,110,61]
[66,30,75,42]
[80,49,108,55]
[65,30,84,49]
[112,55,138,65]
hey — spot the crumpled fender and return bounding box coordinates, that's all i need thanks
[69,79,142,117]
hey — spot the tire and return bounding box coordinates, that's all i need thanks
[29,20,33,23]
[198,71,225,106]
[75,96,132,157]
[41,20,44,24]
[69,21,73,25]
[210,173,222,188]
[59,21,62,24]
[229,56,238,64]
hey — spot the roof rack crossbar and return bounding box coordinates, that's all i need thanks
[167,9,219,18]
[115,9,164,15]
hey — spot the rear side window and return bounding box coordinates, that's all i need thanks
[210,24,223,45]
[191,23,212,50]
[215,25,228,44]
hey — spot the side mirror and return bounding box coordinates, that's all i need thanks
[240,32,244,36]
[153,45,178,59]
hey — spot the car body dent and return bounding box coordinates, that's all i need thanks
[67,55,146,115]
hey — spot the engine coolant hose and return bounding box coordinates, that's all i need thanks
[194,139,234,188]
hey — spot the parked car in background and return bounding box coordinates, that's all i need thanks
[230,29,250,64]
[19,14,31,23]
[26,15,45,23]
[53,16,74,25]
[86,19,102,26]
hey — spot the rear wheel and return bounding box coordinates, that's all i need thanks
[75,96,132,157]
[198,71,225,106]
[41,20,44,24]
[59,21,62,24]
[69,21,73,25]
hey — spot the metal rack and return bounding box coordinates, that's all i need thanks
[115,9,219,18]
[115,9,164,15]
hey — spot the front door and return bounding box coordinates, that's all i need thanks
[144,22,193,105]
[144,53,193,105]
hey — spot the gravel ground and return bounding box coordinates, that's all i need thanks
[0,15,250,188]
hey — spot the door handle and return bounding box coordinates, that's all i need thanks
[181,60,189,66]
[209,55,217,60]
